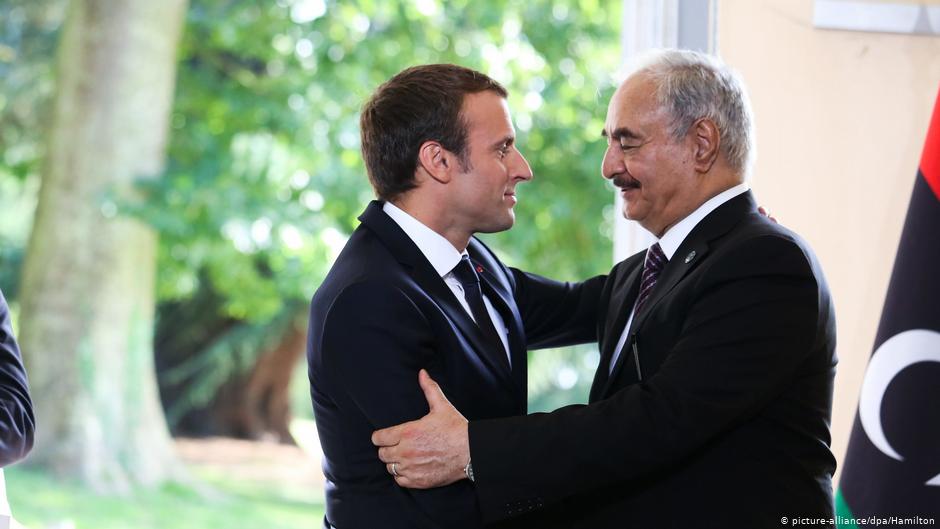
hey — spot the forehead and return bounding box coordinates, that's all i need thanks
[605,74,665,135]
[461,91,514,139]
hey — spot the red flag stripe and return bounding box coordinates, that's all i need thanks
[920,86,940,202]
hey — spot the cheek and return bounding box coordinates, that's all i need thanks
[624,160,652,194]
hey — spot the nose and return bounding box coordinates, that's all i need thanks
[601,144,622,180]
[511,148,534,182]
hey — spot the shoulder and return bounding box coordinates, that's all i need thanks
[323,279,423,324]
[710,215,825,283]
[312,227,404,304]
[314,280,430,359]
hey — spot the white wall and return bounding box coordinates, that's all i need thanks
[716,0,940,480]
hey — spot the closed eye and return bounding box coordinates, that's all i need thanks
[618,135,641,150]
[619,139,639,151]
[603,127,642,151]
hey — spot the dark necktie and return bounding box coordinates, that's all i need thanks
[450,255,508,369]
[634,242,667,314]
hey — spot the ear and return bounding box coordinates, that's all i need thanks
[690,117,720,173]
[417,140,454,184]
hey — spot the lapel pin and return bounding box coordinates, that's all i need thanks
[684,250,696,264]
[476,265,484,273]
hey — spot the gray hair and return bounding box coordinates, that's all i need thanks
[628,49,755,177]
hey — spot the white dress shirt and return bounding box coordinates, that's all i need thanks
[608,183,750,373]
[383,202,511,367]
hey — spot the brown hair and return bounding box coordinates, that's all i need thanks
[359,64,508,201]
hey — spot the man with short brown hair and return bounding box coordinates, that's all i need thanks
[307,64,604,528]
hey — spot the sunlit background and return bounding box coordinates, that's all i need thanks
[0,0,619,526]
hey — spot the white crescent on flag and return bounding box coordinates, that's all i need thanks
[859,328,940,486]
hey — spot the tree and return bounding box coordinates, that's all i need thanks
[0,1,65,295]
[4,0,624,450]
[156,290,307,442]
[17,0,189,491]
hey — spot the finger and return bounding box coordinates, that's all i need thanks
[372,425,402,447]
[418,369,450,411]
[395,475,422,489]
[377,445,398,463]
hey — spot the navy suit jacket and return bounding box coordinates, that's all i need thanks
[307,201,604,528]
[469,192,838,528]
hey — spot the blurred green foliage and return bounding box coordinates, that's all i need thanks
[0,0,62,299]
[1,0,621,417]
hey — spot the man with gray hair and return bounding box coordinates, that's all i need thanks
[373,49,838,528]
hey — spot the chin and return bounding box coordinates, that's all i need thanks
[477,215,514,234]
[623,202,650,222]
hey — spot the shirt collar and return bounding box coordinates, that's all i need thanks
[657,182,750,260]
[383,201,465,277]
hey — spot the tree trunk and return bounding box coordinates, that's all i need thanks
[156,299,306,444]
[17,0,188,492]
[213,319,305,443]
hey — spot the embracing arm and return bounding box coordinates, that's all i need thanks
[469,235,826,521]
[511,270,606,349]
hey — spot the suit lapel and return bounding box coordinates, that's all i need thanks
[589,259,643,402]
[413,261,517,390]
[601,262,644,359]
[598,191,759,398]
[479,273,527,402]
[469,237,526,397]
[359,202,516,392]
[626,239,710,339]
[628,191,757,339]
[602,239,710,396]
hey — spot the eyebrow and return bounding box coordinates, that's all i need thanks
[601,127,640,141]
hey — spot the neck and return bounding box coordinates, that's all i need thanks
[651,173,744,238]
[390,195,471,252]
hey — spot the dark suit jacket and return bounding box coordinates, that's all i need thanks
[307,201,604,529]
[469,192,838,528]
[0,289,35,467]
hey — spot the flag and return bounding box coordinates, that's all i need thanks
[835,87,940,527]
